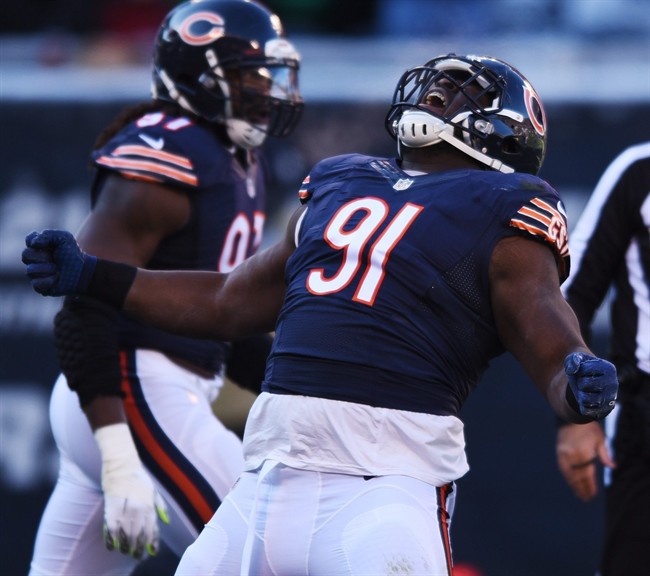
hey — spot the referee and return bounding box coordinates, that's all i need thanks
[556,141,650,576]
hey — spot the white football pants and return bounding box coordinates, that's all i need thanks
[29,349,245,576]
[175,459,456,576]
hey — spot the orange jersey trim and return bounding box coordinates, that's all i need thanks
[96,156,198,187]
[112,145,194,169]
[119,353,214,523]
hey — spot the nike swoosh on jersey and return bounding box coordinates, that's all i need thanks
[138,133,165,150]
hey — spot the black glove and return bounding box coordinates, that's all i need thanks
[23,230,97,296]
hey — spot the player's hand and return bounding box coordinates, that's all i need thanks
[95,424,170,559]
[564,352,618,420]
[556,421,615,501]
[103,470,170,558]
[22,230,97,296]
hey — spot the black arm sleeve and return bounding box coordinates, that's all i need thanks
[54,295,125,407]
[225,333,273,395]
[87,259,137,308]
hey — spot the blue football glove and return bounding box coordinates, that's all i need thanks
[564,352,618,420]
[22,230,97,296]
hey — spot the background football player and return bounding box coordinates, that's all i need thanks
[26,1,303,575]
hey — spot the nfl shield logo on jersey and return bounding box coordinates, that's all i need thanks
[393,178,414,191]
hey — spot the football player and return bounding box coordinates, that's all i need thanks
[26,1,302,575]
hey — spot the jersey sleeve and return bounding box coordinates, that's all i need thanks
[91,112,217,190]
[505,176,571,282]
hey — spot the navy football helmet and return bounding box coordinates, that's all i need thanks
[152,0,303,148]
[385,54,547,175]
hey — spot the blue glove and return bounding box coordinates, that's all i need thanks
[22,230,97,296]
[564,352,618,420]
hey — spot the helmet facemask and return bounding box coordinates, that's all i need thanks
[222,61,303,148]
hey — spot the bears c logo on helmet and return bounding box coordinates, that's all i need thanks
[178,12,225,46]
[523,84,546,136]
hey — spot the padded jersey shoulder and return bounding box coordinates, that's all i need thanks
[298,154,381,204]
[477,170,570,281]
[91,111,233,191]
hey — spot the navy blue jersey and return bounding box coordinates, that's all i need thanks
[91,111,267,371]
[264,154,569,415]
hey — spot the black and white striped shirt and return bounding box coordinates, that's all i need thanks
[563,141,650,378]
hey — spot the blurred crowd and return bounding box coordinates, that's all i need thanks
[3,0,648,66]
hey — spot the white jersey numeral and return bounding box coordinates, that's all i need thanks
[307,197,423,305]
[219,212,265,272]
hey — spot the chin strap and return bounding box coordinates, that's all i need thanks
[397,110,515,174]
[438,130,514,174]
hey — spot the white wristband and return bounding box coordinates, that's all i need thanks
[94,421,165,556]
[94,423,141,477]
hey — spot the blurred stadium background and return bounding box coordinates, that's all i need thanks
[1,1,649,574]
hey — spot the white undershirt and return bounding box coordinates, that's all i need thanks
[242,392,469,487]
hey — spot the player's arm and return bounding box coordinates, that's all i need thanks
[553,158,636,498]
[24,203,305,340]
[489,236,617,423]
[122,206,302,339]
[67,173,191,414]
[56,174,189,556]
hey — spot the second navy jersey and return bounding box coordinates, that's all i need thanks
[91,111,267,371]
[264,154,570,416]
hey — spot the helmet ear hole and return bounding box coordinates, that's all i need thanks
[501,136,522,155]
[176,73,196,90]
